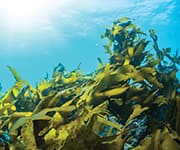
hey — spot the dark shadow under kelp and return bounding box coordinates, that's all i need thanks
[0,17,180,150]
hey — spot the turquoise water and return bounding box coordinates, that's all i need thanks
[0,0,179,91]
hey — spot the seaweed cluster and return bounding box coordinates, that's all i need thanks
[0,17,180,150]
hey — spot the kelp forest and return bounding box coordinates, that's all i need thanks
[0,17,180,150]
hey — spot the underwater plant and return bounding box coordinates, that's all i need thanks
[0,17,180,150]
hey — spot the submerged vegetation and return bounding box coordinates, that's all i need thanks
[0,17,180,150]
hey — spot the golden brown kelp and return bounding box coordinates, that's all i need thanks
[0,17,180,150]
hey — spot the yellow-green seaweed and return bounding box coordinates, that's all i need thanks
[0,17,180,150]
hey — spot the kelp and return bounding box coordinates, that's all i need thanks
[0,17,180,150]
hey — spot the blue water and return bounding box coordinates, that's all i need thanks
[0,0,179,92]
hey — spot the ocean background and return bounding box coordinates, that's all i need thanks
[0,0,179,92]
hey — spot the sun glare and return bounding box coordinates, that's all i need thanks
[0,0,45,23]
